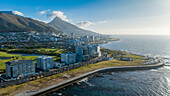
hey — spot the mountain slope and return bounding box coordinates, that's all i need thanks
[48,17,99,36]
[0,13,60,33]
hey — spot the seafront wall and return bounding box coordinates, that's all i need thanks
[15,63,164,96]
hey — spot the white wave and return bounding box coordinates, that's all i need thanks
[79,78,88,82]
[163,66,170,70]
[84,81,94,87]
[150,69,158,71]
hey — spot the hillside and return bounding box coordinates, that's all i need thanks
[0,13,60,33]
[48,16,99,36]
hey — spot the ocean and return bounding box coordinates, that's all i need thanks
[47,35,170,96]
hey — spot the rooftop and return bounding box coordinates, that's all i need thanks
[37,56,53,59]
[62,52,75,55]
[6,60,34,65]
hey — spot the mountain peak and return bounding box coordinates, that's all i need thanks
[48,16,99,36]
[53,16,62,20]
[51,16,62,22]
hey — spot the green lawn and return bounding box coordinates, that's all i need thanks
[89,40,106,44]
[0,52,21,71]
[1,48,68,56]
[0,59,10,70]
[89,38,118,44]
[106,38,118,41]
[0,52,20,57]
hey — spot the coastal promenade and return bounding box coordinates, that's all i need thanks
[15,62,164,96]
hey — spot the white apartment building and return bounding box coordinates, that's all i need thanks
[37,56,54,71]
[61,52,76,64]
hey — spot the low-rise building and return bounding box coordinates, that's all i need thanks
[83,55,90,61]
[37,56,54,71]
[54,61,65,68]
[61,52,76,64]
[5,60,35,78]
[120,57,132,61]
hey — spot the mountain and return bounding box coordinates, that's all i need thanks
[0,13,60,33]
[48,16,99,36]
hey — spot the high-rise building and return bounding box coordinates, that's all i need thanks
[82,45,90,61]
[37,56,54,71]
[82,36,89,42]
[71,33,75,39]
[61,52,76,64]
[87,44,93,55]
[89,36,95,42]
[82,45,88,55]
[91,45,101,57]
[76,44,84,62]
[5,60,35,78]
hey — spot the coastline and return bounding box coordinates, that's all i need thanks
[89,38,120,44]
[16,62,164,96]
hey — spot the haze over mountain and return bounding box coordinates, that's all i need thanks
[0,12,60,33]
[48,16,100,36]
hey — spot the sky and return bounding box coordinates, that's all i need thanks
[0,0,170,35]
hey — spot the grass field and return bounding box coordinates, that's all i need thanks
[106,38,119,41]
[0,51,146,96]
[34,48,66,54]
[0,52,21,71]
[89,38,119,44]
[0,52,20,57]
[89,40,107,44]
[1,47,68,55]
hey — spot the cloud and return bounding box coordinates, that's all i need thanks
[39,9,50,15]
[97,20,107,24]
[47,11,69,21]
[75,20,107,28]
[75,21,93,28]
[12,11,24,16]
